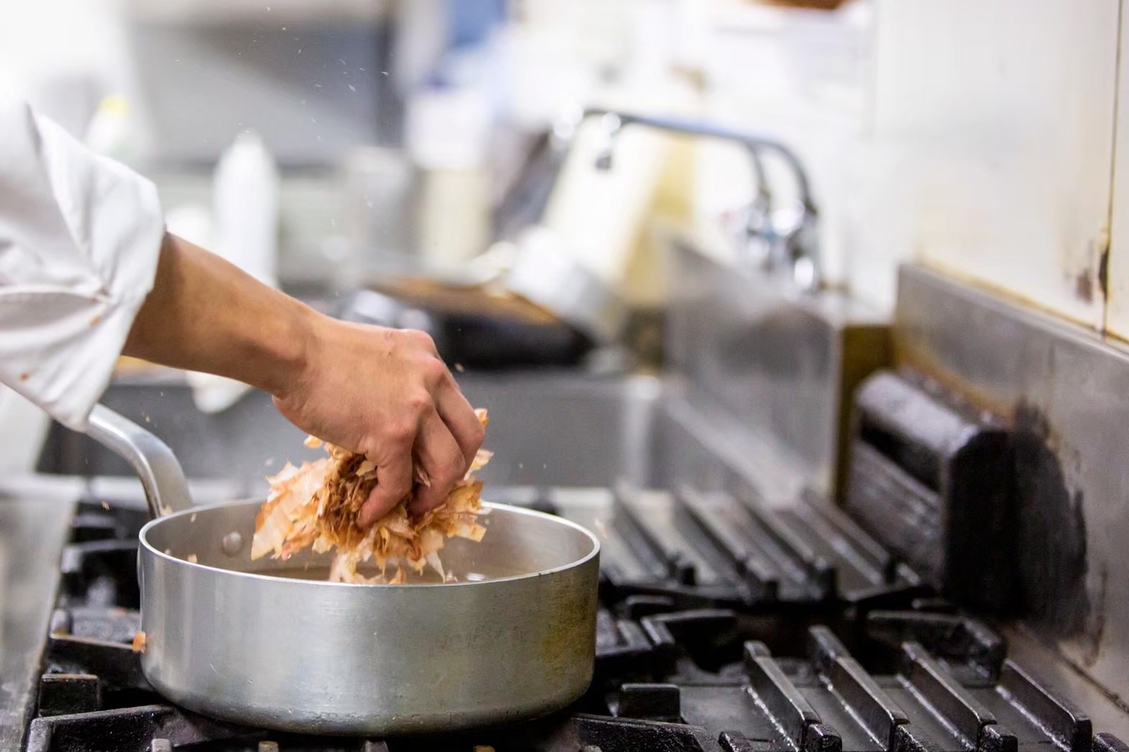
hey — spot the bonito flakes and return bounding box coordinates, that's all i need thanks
[251,410,491,584]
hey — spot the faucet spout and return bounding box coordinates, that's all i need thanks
[573,107,821,291]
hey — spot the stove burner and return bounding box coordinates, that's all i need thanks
[22,499,1127,752]
[594,486,924,609]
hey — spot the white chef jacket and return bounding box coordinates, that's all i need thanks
[0,92,164,431]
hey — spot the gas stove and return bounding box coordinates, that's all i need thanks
[22,484,1129,752]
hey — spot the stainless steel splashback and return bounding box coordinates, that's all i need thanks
[894,263,1129,703]
[663,239,890,500]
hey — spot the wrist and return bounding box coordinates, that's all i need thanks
[257,297,322,398]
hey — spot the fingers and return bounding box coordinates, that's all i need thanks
[409,408,467,515]
[359,447,414,527]
[351,333,482,524]
[434,380,486,467]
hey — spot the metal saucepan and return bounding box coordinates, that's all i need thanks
[85,404,600,735]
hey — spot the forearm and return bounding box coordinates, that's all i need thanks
[122,233,483,522]
[123,233,316,395]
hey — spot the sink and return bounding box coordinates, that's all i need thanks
[35,373,663,498]
[36,366,813,508]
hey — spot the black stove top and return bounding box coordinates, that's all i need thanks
[22,492,1129,752]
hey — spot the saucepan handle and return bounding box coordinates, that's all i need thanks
[86,404,193,519]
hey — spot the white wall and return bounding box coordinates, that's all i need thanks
[695,0,1125,324]
[1104,3,1129,339]
[847,0,1121,326]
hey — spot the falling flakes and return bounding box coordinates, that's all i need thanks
[348,84,356,92]
[359,67,366,72]
[455,363,466,373]
[298,48,302,54]
[381,71,389,76]
[339,59,347,66]
[190,513,198,523]
[314,83,322,88]
[101,501,110,510]
[310,117,317,123]
[282,26,287,30]
[265,457,276,467]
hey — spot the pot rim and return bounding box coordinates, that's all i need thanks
[138,500,601,589]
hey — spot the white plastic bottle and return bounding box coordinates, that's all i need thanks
[188,131,280,414]
[212,131,280,288]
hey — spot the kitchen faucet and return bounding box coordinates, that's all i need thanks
[562,107,821,291]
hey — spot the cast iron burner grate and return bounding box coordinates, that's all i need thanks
[23,498,1129,752]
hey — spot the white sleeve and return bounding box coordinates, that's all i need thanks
[0,94,164,431]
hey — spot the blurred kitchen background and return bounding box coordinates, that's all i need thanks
[0,0,885,464]
[5,0,1121,345]
[9,0,1129,735]
[1,0,875,292]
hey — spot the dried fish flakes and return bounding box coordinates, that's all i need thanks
[251,409,491,584]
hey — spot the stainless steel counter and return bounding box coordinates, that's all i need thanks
[0,484,76,751]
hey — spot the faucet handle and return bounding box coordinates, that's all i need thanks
[736,197,819,291]
[783,207,820,291]
[732,196,777,272]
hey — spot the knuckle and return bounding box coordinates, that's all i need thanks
[420,356,449,386]
[385,420,417,445]
[404,390,434,415]
[406,329,437,352]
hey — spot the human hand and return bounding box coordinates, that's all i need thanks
[272,316,485,526]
